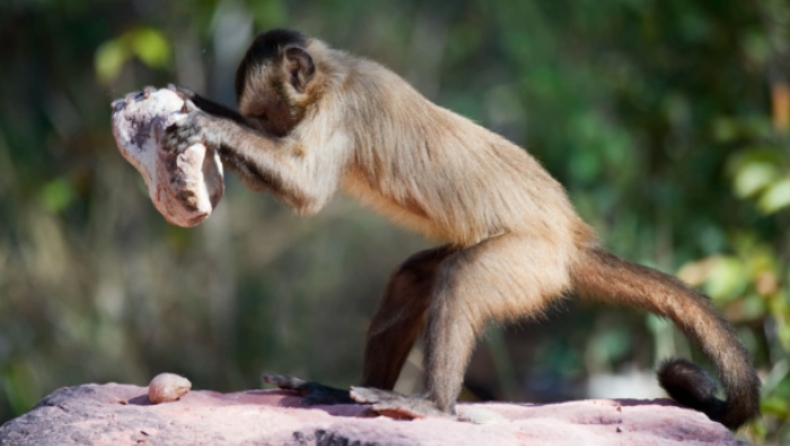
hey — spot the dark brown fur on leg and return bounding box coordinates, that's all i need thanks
[362,245,454,390]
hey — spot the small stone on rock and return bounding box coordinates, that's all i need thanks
[148,373,191,404]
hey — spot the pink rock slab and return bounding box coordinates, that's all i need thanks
[0,383,741,445]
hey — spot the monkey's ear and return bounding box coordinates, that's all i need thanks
[284,46,315,93]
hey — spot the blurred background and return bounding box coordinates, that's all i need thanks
[1,0,789,443]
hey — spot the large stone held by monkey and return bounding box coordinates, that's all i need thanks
[111,87,224,227]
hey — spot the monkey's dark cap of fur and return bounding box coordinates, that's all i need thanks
[235,29,308,98]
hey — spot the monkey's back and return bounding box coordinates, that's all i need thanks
[338,58,591,249]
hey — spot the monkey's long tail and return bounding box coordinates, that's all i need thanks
[571,246,760,430]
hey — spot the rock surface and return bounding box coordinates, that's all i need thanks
[0,383,742,445]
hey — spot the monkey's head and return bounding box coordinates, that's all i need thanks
[235,29,318,138]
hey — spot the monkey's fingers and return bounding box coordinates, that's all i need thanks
[142,85,156,99]
[180,99,199,114]
[116,86,157,108]
[111,98,126,112]
[122,90,144,105]
[261,373,308,392]
[167,84,196,101]
[349,387,448,420]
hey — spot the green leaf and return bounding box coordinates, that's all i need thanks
[2,363,40,416]
[761,397,789,418]
[94,40,129,83]
[569,149,601,184]
[590,328,632,363]
[740,294,767,320]
[39,178,75,213]
[727,147,784,177]
[743,32,771,65]
[704,257,747,302]
[758,178,790,214]
[733,161,781,198]
[249,0,287,28]
[712,117,739,143]
[129,28,171,68]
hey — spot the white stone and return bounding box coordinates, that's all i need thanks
[111,88,224,227]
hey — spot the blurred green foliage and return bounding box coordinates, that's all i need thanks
[0,0,789,443]
[95,27,171,83]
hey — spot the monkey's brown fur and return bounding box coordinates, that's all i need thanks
[163,29,760,429]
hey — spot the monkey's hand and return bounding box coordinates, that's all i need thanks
[161,102,222,154]
[166,83,196,102]
[160,101,277,193]
[349,387,450,420]
[261,374,355,406]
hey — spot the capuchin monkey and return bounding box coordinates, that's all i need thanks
[160,29,760,429]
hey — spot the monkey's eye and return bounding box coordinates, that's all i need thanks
[255,111,269,122]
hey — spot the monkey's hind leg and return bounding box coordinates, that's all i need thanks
[358,234,574,419]
[349,246,454,420]
[362,245,454,390]
[261,374,354,405]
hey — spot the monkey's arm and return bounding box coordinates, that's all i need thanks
[161,86,285,194]
[163,103,346,215]
[166,84,250,126]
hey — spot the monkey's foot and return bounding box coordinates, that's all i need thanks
[349,387,450,420]
[261,374,355,406]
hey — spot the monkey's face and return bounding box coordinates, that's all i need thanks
[237,75,298,138]
[234,30,317,138]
